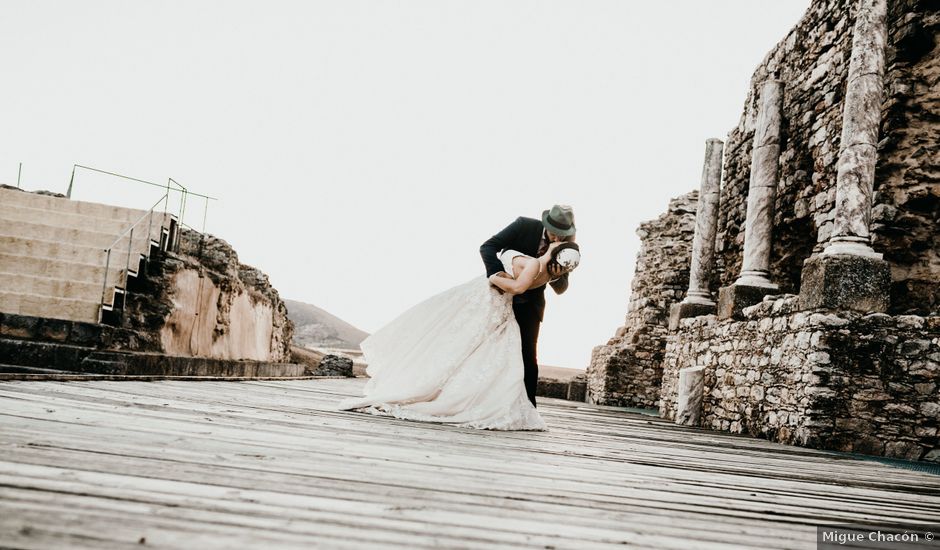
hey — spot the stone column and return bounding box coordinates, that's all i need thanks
[799,0,891,313]
[718,80,783,320]
[670,139,723,329]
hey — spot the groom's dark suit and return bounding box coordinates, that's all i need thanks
[480,217,569,406]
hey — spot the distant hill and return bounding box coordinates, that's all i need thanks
[284,299,369,350]
[539,365,586,382]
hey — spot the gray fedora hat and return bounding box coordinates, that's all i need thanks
[542,204,576,237]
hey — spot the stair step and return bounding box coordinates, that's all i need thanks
[0,364,79,374]
[0,202,172,236]
[0,218,160,250]
[0,271,122,303]
[0,290,103,323]
[0,252,131,285]
[0,233,155,266]
[0,234,107,264]
[0,187,149,222]
[0,337,97,370]
[80,351,306,377]
[0,312,162,352]
[0,336,304,376]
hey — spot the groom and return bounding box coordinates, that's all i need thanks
[480,204,576,407]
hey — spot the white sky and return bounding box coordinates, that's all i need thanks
[2,0,811,369]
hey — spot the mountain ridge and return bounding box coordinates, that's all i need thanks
[285,299,369,350]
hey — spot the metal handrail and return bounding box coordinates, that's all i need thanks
[67,164,218,233]
[99,193,170,319]
[168,177,216,234]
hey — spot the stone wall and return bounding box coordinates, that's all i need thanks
[619,0,940,460]
[878,2,940,313]
[586,192,697,408]
[713,0,939,314]
[124,229,293,362]
[661,300,940,461]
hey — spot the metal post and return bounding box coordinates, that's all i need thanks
[17,163,22,188]
[165,178,171,215]
[101,249,112,308]
[202,196,209,233]
[180,189,188,228]
[67,165,76,198]
[147,208,154,252]
[125,228,134,289]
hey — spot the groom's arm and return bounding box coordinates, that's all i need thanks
[480,217,524,277]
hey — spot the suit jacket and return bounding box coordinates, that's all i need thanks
[479,216,569,321]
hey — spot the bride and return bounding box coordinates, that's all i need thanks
[339,241,581,431]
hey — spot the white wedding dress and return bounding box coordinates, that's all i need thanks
[338,250,545,431]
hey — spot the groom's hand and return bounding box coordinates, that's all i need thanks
[547,263,565,280]
[550,272,569,295]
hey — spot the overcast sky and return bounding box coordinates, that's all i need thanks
[2,0,811,369]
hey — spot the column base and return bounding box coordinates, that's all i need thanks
[798,253,890,313]
[668,300,717,330]
[717,282,778,320]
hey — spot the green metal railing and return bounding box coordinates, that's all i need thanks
[66,164,218,234]
[10,162,221,322]
[100,193,170,320]
[61,164,218,321]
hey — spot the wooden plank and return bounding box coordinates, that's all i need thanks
[0,379,938,550]
[3,381,934,493]
[3,384,936,516]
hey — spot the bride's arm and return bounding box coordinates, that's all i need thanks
[488,259,540,295]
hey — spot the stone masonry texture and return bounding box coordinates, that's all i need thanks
[714,0,939,314]
[586,192,697,408]
[661,300,940,461]
[595,0,939,460]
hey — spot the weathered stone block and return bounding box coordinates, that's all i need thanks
[537,379,569,399]
[717,283,778,320]
[566,380,587,402]
[37,319,70,342]
[798,254,890,313]
[68,322,102,347]
[313,355,354,377]
[668,302,717,330]
[0,314,38,339]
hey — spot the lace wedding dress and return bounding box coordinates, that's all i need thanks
[338,250,545,430]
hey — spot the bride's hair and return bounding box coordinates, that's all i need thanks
[549,242,581,273]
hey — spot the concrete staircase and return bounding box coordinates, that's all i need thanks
[0,187,177,324]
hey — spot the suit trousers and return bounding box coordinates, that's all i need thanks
[512,302,542,407]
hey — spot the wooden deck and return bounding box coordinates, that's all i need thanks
[1,378,939,549]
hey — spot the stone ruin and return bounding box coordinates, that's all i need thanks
[587,192,698,409]
[588,0,939,460]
